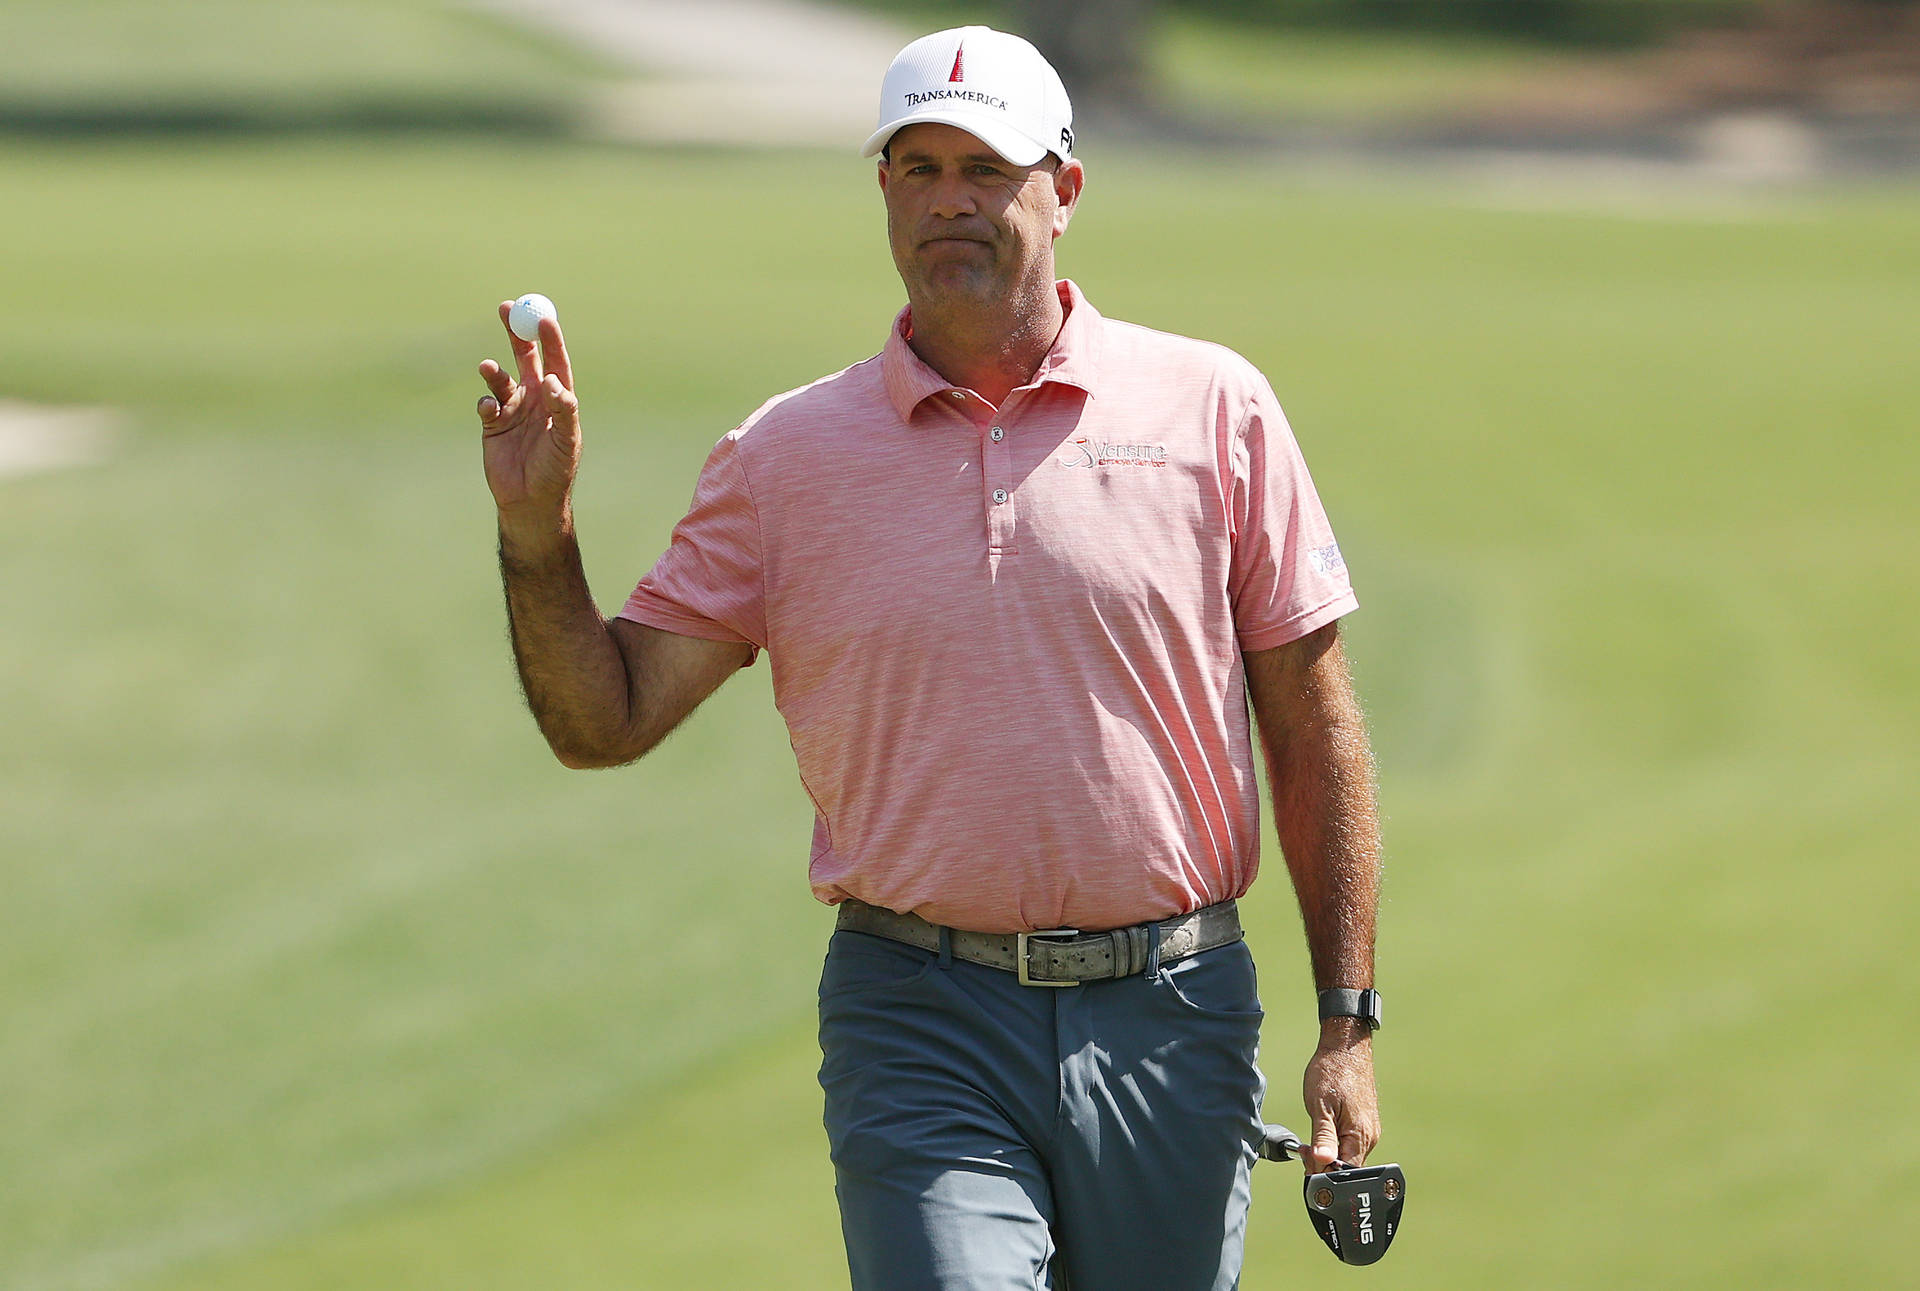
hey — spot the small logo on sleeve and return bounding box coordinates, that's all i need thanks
[1308,543,1346,575]
[1058,439,1169,468]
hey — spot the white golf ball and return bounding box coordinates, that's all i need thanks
[508,293,557,343]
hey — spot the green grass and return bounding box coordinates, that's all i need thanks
[0,0,614,127]
[1,136,1917,1291]
[1154,16,1580,122]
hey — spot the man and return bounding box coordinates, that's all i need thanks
[476,25,1382,1290]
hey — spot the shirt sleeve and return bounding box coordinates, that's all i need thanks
[1227,372,1358,653]
[617,429,768,657]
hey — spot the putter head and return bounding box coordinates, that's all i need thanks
[1303,1162,1405,1266]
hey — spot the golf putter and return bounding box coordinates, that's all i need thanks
[1259,1125,1405,1266]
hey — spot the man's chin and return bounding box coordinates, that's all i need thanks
[915,264,999,305]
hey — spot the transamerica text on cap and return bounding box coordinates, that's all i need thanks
[902,88,1009,111]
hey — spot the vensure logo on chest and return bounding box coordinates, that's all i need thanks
[1057,438,1170,469]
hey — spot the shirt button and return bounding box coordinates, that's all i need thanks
[991,488,1008,505]
[990,426,1005,442]
[949,391,966,401]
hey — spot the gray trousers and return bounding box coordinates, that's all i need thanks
[817,927,1266,1290]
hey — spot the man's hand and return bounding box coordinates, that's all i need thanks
[478,301,580,523]
[1302,1020,1380,1170]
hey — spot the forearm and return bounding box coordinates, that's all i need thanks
[1269,697,1380,995]
[1248,631,1382,995]
[497,507,635,768]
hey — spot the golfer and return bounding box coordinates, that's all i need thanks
[477,25,1382,1290]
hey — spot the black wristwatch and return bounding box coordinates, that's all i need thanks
[1317,987,1382,1031]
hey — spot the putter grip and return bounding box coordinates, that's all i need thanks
[1259,1124,1303,1162]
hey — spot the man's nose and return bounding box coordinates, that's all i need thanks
[926,172,976,219]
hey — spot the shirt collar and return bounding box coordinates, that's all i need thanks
[883,279,1103,422]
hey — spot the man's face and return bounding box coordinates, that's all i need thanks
[877,122,1083,310]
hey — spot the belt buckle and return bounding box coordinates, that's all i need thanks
[1016,929,1081,987]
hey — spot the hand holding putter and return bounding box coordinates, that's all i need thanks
[1260,1125,1407,1266]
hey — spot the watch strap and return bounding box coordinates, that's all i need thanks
[1317,987,1382,1030]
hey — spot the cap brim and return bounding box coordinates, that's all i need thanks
[861,108,1048,167]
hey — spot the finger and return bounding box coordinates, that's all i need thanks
[542,372,579,436]
[538,315,573,391]
[477,394,499,424]
[1338,1127,1368,1167]
[478,359,516,404]
[498,300,543,386]
[1306,1118,1343,1172]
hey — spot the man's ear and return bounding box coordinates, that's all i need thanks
[877,159,890,195]
[1051,159,1086,239]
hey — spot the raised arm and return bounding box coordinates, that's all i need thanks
[478,303,750,769]
[1244,621,1383,1171]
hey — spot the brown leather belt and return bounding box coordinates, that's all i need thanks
[834,899,1243,987]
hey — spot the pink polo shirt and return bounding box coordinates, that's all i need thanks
[620,281,1356,934]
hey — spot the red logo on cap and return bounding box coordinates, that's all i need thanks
[949,44,965,82]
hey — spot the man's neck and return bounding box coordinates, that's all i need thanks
[907,279,1066,409]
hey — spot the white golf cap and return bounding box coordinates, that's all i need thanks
[862,26,1074,167]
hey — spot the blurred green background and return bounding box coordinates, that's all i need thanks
[3,2,1916,1289]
